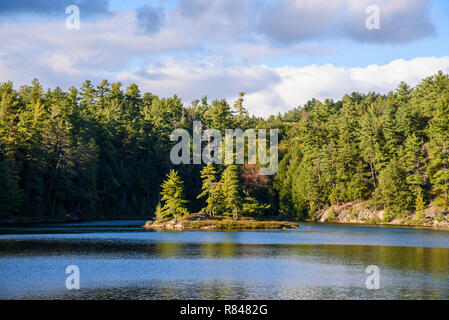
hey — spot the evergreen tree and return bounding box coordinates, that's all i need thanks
[427,97,449,207]
[233,92,249,128]
[401,133,426,198]
[374,158,413,218]
[197,164,218,216]
[242,190,270,216]
[209,181,226,216]
[160,169,189,218]
[415,191,426,220]
[221,165,242,218]
[204,99,233,134]
[1,73,448,223]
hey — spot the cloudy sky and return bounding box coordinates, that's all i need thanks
[0,0,448,117]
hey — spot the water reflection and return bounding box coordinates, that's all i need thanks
[0,221,448,300]
[9,279,449,300]
[1,239,448,274]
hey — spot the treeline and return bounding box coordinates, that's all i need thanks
[275,71,449,221]
[0,72,448,221]
[0,81,276,220]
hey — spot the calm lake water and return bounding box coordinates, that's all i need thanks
[0,220,448,299]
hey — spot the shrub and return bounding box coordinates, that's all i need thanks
[326,208,337,222]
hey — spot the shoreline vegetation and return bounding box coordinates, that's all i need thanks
[142,214,299,230]
[1,73,449,230]
[0,213,447,231]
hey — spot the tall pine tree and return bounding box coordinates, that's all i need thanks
[160,170,189,218]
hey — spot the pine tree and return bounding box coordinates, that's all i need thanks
[427,97,449,207]
[204,99,233,134]
[242,190,270,216]
[209,181,226,216]
[233,92,249,128]
[159,169,189,218]
[154,202,164,221]
[402,133,426,198]
[221,165,242,219]
[374,158,413,217]
[415,191,426,220]
[197,164,218,216]
[359,104,383,188]
[1,73,449,223]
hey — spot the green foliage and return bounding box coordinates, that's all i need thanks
[1,72,449,222]
[221,165,242,218]
[160,169,189,218]
[329,188,339,206]
[382,208,393,222]
[273,72,449,221]
[374,158,413,218]
[426,96,449,208]
[154,202,166,221]
[241,190,270,216]
[349,208,358,221]
[326,208,337,223]
[197,164,219,216]
[415,191,426,220]
[435,212,445,223]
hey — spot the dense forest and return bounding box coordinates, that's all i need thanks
[0,71,448,222]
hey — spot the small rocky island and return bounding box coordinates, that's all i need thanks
[142,214,299,230]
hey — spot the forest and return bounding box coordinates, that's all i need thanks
[0,71,448,222]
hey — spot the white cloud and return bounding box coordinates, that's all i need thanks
[2,33,448,118]
[0,2,447,118]
[0,0,440,89]
[244,56,449,116]
[113,56,449,117]
[114,60,281,102]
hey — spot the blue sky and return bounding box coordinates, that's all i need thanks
[0,0,448,116]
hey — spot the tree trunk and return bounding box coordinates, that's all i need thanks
[369,162,377,188]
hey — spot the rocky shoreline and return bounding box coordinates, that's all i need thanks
[315,201,449,230]
[142,214,299,230]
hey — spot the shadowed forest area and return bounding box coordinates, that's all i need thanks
[0,71,448,222]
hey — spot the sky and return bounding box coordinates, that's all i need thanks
[0,0,448,117]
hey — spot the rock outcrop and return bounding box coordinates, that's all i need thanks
[315,201,449,229]
[142,214,299,230]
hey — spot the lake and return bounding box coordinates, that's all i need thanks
[0,220,448,299]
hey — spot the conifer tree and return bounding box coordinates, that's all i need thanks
[221,165,242,219]
[401,133,426,198]
[209,181,226,216]
[374,158,413,217]
[160,169,189,218]
[242,190,270,216]
[233,92,249,128]
[1,73,449,223]
[427,97,449,207]
[197,164,218,216]
[415,191,426,220]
